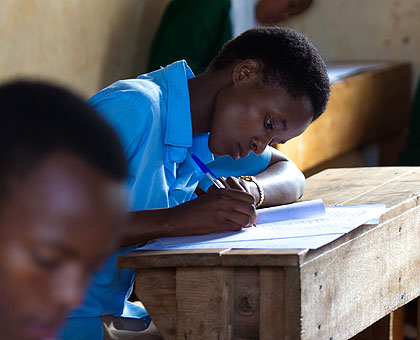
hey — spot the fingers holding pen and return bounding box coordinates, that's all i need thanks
[209,185,257,226]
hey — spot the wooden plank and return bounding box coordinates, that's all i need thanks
[233,268,260,339]
[221,249,305,267]
[175,267,233,340]
[284,267,302,340]
[417,299,420,340]
[259,267,285,340]
[118,249,227,269]
[391,307,405,340]
[276,62,411,171]
[134,268,177,340]
[299,205,420,340]
[303,167,419,206]
[303,167,420,220]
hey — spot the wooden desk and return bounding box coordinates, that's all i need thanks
[119,167,420,340]
[275,62,412,173]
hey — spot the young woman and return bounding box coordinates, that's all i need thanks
[60,27,330,339]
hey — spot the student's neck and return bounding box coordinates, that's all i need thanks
[188,69,231,135]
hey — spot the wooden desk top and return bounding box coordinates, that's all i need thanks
[119,166,420,269]
[118,167,420,340]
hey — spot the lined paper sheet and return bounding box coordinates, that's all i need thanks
[141,200,387,250]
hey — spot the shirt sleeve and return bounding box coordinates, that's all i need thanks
[88,84,156,162]
[198,148,272,191]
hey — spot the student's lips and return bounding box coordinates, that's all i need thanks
[240,145,250,158]
[26,320,62,340]
[231,143,240,160]
[232,143,249,159]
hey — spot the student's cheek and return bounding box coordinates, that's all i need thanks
[208,133,225,156]
[0,248,43,330]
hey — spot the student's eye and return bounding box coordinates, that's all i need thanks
[31,251,61,270]
[264,115,274,130]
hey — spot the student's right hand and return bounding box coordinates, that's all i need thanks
[163,188,257,236]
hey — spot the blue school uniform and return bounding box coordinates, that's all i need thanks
[59,60,271,339]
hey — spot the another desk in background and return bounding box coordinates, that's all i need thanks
[276,61,412,176]
[119,167,420,340]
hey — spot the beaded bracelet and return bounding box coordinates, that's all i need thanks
[239,175,265,208]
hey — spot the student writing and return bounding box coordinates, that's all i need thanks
[59,27,330,339]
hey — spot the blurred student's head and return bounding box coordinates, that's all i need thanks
[0,80,127,340]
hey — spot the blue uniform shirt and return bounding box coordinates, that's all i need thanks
[59,60,271,339]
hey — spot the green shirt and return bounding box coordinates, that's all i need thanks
[148,0,232,75]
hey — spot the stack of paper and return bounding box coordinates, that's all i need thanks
[140,200,387,250]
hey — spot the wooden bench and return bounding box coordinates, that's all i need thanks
[276,62,412,176]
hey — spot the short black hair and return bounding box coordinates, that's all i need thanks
[0,80,127,200]
[208,27,330,120]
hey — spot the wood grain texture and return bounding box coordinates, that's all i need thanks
[299,205,420,340]
[391,307,405,340]
[275,62,411,171]
[118,249,228,269]
[283,267,302,340]
[303,167,420,206]
[134,268,176,340]
[175,267,233,340]
[259,267,285,340]
[221,249,305,267]
[233,268,260,339]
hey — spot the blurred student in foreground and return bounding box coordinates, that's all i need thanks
[0,80,127,340]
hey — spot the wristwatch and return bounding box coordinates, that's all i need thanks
[239,175,265,208]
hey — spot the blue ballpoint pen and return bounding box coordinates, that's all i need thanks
[191,154,225,189]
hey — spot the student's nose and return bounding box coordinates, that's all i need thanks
[52,265,87,309]
[250,138,266,155]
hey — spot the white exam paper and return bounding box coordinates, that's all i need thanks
[140,200,387,250]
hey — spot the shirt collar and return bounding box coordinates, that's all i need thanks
[162,60,195,149]
[191,133,214,165]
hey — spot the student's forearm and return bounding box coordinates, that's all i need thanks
[254,159,305,207]
[119,209,172,248]
[220,149,306,208]
[119,188,259,248]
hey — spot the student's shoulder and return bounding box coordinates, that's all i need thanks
[89,77,166,113]
[88,76,169,137]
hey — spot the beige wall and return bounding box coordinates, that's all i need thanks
[0,0,169,97]
[282,0,420,91]
[2,0,419,98]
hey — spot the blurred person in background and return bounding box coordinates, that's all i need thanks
[148,0,313,74]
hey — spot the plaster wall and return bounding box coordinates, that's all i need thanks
[282,0,420,91]
[2,0,419,97]
[0,0,169,97]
